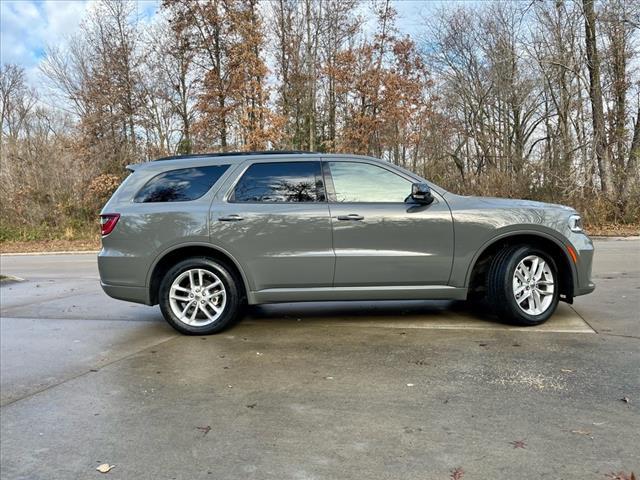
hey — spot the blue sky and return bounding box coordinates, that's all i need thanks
[0,0,433,88]
[0,0,160,85]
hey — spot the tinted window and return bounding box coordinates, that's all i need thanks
[135,165,229,203]
[232,162,325,203]
[328,162,411,202]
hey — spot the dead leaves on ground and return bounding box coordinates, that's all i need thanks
[450,467,464,479]
[605,472,636,480]
[510,440,527,449]
[445,465,635,479]
[96,463,115,473]
[571,429,594,439]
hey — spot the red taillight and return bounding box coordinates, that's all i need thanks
[100,214,120,236]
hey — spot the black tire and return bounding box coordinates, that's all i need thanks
[159,257,243,335]
[487,245,559,326]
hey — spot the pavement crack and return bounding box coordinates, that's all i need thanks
[0,289,102,314]
[0,334,179,409]
[569,306,598,334]
[600,333,640,340]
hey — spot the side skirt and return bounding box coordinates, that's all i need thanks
[247,285,468,305]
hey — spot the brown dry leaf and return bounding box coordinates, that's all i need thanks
[510,440,526,449]
[96,463,114,473]
[605,472,637,480]
[450,467,465,479]
[571,429,593,438]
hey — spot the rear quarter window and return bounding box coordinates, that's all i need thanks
[134,165,229,203]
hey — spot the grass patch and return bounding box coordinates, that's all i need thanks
[0,222,98,243]
[586,223,639,237]
[0,238,101,254]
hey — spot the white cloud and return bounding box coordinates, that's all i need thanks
[1,0,90,89]
[0,0,159,89]
[1,1,90,63]
[41,1,90,45]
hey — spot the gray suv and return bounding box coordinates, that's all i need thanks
[99,152,595,335]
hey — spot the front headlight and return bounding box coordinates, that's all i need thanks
[569,214,583,232]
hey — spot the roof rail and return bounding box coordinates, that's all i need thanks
[153,150,315,161]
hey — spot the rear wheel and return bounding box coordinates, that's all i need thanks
[487,245,559,326]
[159,257,242,335]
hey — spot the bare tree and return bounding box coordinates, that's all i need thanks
[583,0,615,194]
[1,65,37,141]
[3,0,640,243]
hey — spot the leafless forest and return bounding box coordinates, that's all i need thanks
[1,0,639,241]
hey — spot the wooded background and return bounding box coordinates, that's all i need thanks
[1,0,639,242]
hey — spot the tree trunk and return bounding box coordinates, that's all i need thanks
[583,0,614,194]
[622,104,640,199]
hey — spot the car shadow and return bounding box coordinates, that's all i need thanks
[243,299,508,327]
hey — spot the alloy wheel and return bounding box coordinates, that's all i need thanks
[512,255,555,316]
[169,268,227,326]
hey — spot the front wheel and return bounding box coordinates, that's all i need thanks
[159,257,243,335]
[487,245,559,326]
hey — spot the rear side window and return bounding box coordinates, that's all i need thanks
[134,165,229,203]
[231,161,325,203]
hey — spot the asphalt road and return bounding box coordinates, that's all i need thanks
[1,239,638,479]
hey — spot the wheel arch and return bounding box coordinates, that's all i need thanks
[465,230,577,303]
[146,243,249,305]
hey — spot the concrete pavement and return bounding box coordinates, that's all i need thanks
[1,239,638,479]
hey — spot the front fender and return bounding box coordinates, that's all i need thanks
[455,226,578,291]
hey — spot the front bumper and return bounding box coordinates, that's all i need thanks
[569,232,595,297]
[575,282,596,296]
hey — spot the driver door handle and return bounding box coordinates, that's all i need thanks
[218,214,244,222]
[336,214,364,221]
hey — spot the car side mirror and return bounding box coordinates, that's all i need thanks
[410,182,434,205]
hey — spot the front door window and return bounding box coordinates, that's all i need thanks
[327,161,411,203]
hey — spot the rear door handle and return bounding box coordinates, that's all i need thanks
[336,214,364,221]
[218,214,244,222]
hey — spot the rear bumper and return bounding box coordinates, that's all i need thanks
[98,247,153,305]
[100,282,151,305]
